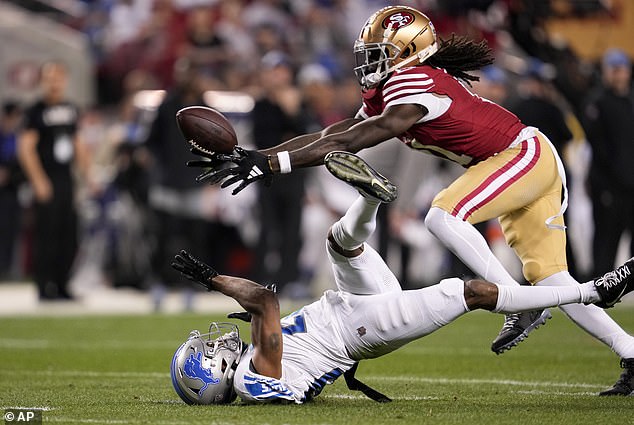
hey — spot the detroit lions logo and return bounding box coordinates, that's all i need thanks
[183,352,220,394]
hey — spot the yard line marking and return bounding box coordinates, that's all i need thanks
[48,418,192,425]
[48,418,234,425]
[363,376,604,389]
[0,339,51,349]
[0,339,175,350]
[0,370,168,379]
[141,399,183,405]
[325,394,439,401]
[1,406,54,411]
[48,420,131,425]
[398,345,609,359]
[513,390,598,396]
[45,370,168,378]
[0,369,607,389]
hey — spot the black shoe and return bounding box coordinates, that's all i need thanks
[491,309,552,354]
[324,151,398,203]
[593,257,634,308]
[56,291,75,301]
[39,293,58,302]
[599,358,634,396]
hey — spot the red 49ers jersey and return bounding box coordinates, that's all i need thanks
[358,65,526,166]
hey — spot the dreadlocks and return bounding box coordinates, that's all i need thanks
[426,34,494,86]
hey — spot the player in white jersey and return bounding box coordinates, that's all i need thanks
[170,152,634,404]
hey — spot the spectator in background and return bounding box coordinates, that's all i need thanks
[582,48,634,277]
[215,0,256,69]
[180,6,227,78]
[102,140,153,290]
[99,0,185,103]
[252,23,288,58]
[0,101,24,279]
[473,65,509,106]
[242,0,292,35]
[102,0,153,54]
[292,1,350,75]
[509,59,573,156]
[297,63,345,130]
[251,51,307,297]
[145,57,235,311]
[145,57,208,311]
[507,58,577,276]
[18,62,93,300]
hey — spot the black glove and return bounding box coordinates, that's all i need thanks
[186,146,240,183]
[171,250,218,291]
[227,311,252,322]
[197,147,273,195]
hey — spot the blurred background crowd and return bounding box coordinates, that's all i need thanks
[0,0,632,311]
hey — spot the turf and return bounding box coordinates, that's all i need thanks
[1,306,633,425]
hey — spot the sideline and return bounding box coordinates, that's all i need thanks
[0,282,306,317]
[0,282,238,317]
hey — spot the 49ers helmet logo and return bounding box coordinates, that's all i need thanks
[381,11,415,29]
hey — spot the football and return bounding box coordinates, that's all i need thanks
[176,106,238,155]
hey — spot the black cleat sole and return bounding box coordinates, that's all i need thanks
[324,151,398,203]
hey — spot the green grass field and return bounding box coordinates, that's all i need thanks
[1,306,633,425]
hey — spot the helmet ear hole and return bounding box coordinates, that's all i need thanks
[400,43,417,60]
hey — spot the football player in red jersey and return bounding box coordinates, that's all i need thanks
[191,6,634,395]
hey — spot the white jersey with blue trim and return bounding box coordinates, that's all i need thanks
[233,292,357,403]
[232,240,475,403]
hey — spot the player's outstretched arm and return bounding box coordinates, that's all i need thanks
[171,251,283,379]
[259,118,362,157]
[196,105,423,194]
[194,118,363,195]
[271,104,426,171]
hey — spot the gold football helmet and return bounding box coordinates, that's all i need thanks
[354,6,438,88]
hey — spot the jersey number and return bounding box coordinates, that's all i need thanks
[281,313,306,335]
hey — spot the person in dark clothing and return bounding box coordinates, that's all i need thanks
[510,59,573,154]
[251,51,307,295]
[582,48,634,278]
[145,58,233,311]
[0,101,24,278]
[18,62,92,300]
[508,58,577,276]
[581,49,634,396]
[104,142,152,289]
